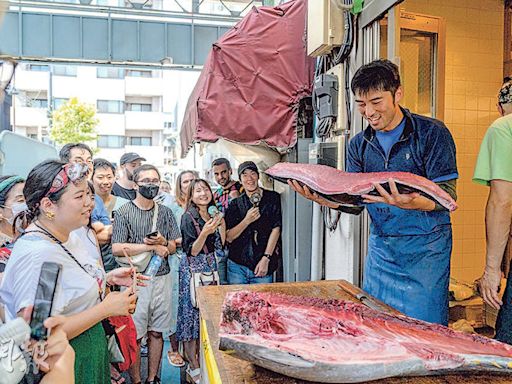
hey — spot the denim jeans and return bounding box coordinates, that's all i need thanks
[227,258,273,285]
[216,253,228,285]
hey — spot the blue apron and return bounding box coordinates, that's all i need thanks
[363,203,451,325]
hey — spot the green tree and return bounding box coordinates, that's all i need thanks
[50,97,99,146]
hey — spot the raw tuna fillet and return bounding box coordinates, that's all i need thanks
[265,162,458,213]
[219,291,512,383]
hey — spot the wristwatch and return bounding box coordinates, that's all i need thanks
[263,253,272,260]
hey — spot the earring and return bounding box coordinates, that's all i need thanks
[45,211,55,220]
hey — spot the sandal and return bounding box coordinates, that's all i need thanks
[186,366,201,384]
[167,350,186,367]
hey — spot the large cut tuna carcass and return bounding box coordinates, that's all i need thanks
[219,291,512,383]
[265,162,458,214]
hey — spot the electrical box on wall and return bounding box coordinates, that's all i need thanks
[307,0,344,57]
[326,63,347,134]
[309,142,338,168]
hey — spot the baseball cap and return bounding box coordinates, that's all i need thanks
[120,152,146,165]
[498,80,512,104]
[238,161,259,177]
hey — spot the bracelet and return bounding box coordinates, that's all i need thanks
[263,253,272,260]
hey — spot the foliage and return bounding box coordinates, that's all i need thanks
[50,97,99,146]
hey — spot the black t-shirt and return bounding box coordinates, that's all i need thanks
[225,190,282,272]
[112,182,136,200]
[112,202,180,275]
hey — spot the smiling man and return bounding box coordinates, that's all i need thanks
[211,158,243,213]
[225,161,282,285]
[290,59,458,324]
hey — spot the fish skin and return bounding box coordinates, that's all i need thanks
[219,291,512,383]
[264,162,458,213]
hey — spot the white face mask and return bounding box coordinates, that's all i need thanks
[6,202,28,225]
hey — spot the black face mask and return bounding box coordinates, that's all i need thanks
[138,184,160,200]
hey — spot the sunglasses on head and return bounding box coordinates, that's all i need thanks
[46,162,90,197]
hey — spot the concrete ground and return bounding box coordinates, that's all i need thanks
[122,339,186,384]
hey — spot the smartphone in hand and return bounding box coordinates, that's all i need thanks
[30,262,62,340]
[146,231,158,239]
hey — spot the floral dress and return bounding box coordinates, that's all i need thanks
[176,207,219,341]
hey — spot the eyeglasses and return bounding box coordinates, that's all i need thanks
[46,162,90,197]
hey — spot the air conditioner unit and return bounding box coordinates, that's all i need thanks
[307,0,344,57]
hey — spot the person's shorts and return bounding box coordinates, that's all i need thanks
[131,272,172,339]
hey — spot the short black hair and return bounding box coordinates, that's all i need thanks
[212,157,231,169]
[92,158,116,177]
[133,164,160,183]
[351,59,401,97]
[59,143,93,163]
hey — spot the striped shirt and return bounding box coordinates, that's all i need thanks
[112,201,180,275]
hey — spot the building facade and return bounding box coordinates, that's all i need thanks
[11,63,200,168]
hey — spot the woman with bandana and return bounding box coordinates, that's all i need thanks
[0,160,141,384]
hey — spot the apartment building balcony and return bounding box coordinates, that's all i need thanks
[125,76,163,97]
[13,106,49,127]
[125,111,164,130]
[96,114,126,136]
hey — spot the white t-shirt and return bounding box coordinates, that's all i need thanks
[0,229,106,321]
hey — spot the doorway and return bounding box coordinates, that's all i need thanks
[380,10,446,120]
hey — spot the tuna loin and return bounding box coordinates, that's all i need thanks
[265,162,458,213]
[219,291,512,383]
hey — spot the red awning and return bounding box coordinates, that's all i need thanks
[180,0,314,158]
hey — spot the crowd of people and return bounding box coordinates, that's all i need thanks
[0,146,282,384]
[3,58,512,384]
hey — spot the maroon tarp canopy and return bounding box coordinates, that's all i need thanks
[180,0,315,158]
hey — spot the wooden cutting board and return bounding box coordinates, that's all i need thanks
[197,280,511,384]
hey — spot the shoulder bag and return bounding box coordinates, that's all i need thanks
[186,212,219,308]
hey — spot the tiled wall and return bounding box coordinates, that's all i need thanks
[403,0,504,282]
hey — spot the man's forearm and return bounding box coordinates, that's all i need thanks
[264,227,281,256]
[112,243,154,256]
[166,240,177,254]
[226,219,249,243]
[411,195,436,211]
[485,191,512,271]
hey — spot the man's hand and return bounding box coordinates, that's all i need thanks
[152,244,170,257]
[144,232,167,246]
[287,180,340,209]
[479,267,503,310]
[362,179,435,211]
[243,207,261,225]
[254,257,269,277]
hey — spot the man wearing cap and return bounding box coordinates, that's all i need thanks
[224,161,282,284]
[474,78,512,345]
[112,152,146,200]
